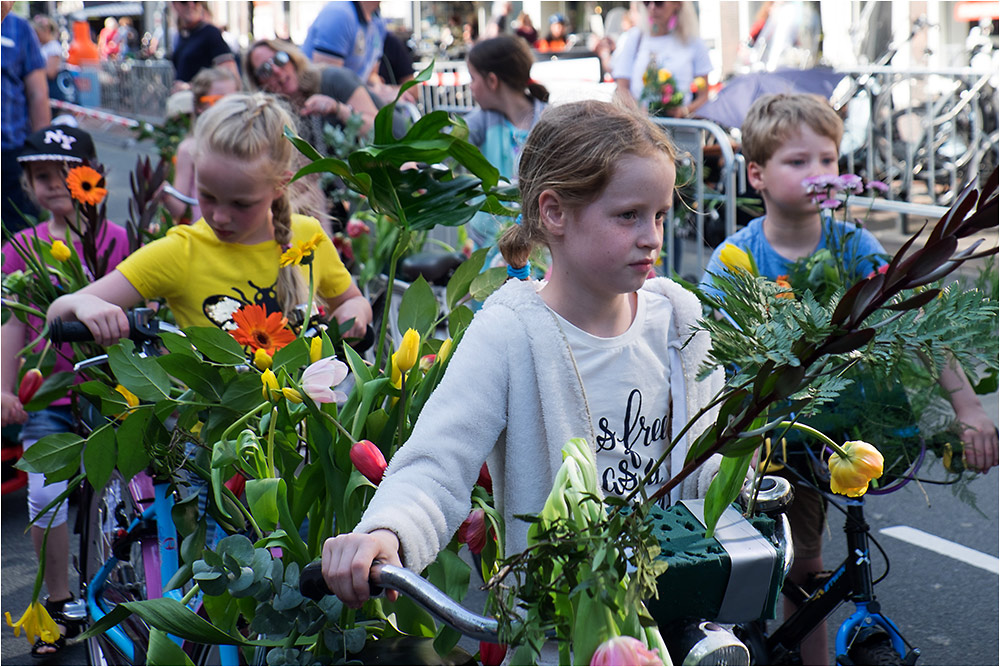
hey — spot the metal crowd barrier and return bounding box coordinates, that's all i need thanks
[833,65,998,213]
[97,59,174,124]
[416,61,474,114]
[653,117,745,275]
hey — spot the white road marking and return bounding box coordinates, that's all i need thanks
[879,525,999,574]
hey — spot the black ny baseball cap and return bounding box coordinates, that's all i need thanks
[17,125,97,164]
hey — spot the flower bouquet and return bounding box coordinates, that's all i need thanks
[639,57,685,117]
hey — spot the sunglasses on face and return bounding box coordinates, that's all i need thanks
[254,51,290,83]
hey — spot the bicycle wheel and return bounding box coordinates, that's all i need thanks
[846,636,904,666]
[80,470,152,665]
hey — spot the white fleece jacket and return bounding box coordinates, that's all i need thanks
[355,277,725,572]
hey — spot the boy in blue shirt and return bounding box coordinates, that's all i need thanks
[701,93,996,664]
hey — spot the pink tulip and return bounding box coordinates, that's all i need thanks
[590,636,664,666]
[456,508,487,554]
[350,440,388,485]
[477,463,493,495]
[346,219,370,238]
[301,357,349,404]
[479,641,507,666]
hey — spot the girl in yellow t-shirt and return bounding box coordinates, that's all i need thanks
[47,92,371,343]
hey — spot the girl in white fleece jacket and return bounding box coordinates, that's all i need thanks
[323,100,724,608]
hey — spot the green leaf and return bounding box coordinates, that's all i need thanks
[273,338,309,373]
[448,305,474,339]
[117,409,152,480]
[79,597,246,646]
[702,453,753,537]
[148,628,196,665]
[22,372,76,411]
[156,353,224,401]
[16,433,83,477]
[469,268,507,302]
[446,248,489,310]
[159,331,198,357]
[424,549,471,604]
[221,373,268,414]
[185,326,248,365]
[397,275,438,340]
[246,478,281,532]
[108,340,172,402]
[83,426,116,492]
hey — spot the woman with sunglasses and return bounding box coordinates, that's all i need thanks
[245,39,379,138]
[611,1,712,119]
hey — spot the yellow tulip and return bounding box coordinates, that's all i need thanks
[394,329,420,374]
[828,440,884,497]
[438,337,453,364]
[261,369,279,400]
[719,243,755,275]
[281,387,303,403]
[253,348,273,371]
[50,240,72,262]
[390,352,403,389]
[309,336,324,363]
[658,69,671,83]
[5,600,60,646]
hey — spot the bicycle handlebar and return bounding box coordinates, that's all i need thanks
[299,561,501,643]
[48,308,177,346]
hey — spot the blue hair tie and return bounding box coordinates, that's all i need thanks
[514,214,523,226]
[507,261,531,280]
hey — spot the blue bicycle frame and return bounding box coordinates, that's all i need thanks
[85,472,239,664]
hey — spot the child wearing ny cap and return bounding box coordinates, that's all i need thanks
[1,123,129,658]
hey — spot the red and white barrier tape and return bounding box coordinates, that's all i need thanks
[51,99,143,129]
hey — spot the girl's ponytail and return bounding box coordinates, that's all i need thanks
[527,80,550,104]
[497,218,536,274]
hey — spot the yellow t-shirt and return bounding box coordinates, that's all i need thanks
[116,215,352,329]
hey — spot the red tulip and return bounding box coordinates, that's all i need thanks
[346,218,370,238]
[457,508,487,554]
[477,462,493,495]
[350,440,387,485]
[17,369,44,405]
[479,641,507,666]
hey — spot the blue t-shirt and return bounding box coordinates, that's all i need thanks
[302,1,386,82]
[699,216,887,297]
[1,13,46,150]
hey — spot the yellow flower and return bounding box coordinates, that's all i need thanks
[390,353,403,389]
[828,440,884,497]
[394,329,420,374]
[438,337,453,364]
[693,75,708,91]
[114,384,139,409]
[65,165,107,206]
[253,348,273,371]
[657,69,671,83]
[261,369,279,400]
[300,232,325,254]
[281,387,303,403]
[50,240,72,262]
[719,243,754,275]
[5,600,60,646]
[279,244,306,267]
[309,336,324,364]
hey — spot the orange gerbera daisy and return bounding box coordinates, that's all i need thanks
[775,275,795,299]
[229,304,296,355]
[65,166,107,206]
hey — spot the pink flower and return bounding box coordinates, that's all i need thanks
[866,179,889,194]
[479,641,507,666]
[332,235,354,262]
[819,198,842,210]
[802,174,839,193]
[456,508,487,554]
[350,440,388,485]
[590,636,664,666]
[301,357,349,404]
[837,174,864,194]
[866,262,890,279]
[346,219,370,238]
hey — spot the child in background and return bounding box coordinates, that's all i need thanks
[321,100,724,608]
[1,124,130,658]
[464,35,548,262]
[162,66,242,223]
[700,93,997,665]
[47,93,371,343]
